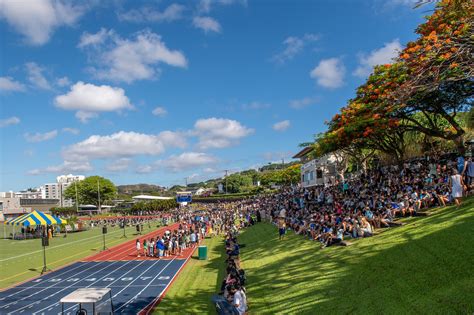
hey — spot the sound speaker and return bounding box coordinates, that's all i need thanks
[102,226,108,234]
[42,237,49,247]
[136,224,140,232]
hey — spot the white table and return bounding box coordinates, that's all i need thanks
[60,288,114,315]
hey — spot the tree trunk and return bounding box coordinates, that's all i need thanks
[454,134,465,155]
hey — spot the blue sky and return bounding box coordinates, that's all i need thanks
[0,0,430,191]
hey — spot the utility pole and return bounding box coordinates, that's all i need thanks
[74,181,79,213]
[97,179,101,214]
[224,170,228,195]
[184,177,188,188]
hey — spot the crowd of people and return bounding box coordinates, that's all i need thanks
[203,205,254,315]
[235,155,473,248]
[135,216,208,259]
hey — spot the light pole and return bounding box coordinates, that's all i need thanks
[97,179,101,214]
[224,170,228,194]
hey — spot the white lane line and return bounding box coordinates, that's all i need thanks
[0,227,129,262]
[60,260,151,314]
[8,261,120,315]
[140,246,195,315]
[92,260,166,313]
[31,260,136,315]
[0,261,107,310]
[115,258,176,312]
[0,262,91,299]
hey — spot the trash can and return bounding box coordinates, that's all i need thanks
[198,245,207,260]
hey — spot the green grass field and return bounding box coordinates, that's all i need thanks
[159,197,474,314]
[157,236,226,314]
[0,220,163,288]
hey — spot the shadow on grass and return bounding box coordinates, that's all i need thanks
[157,238,227,314]
[238,199,474,315]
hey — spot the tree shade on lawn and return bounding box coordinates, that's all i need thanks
[158,197,473,314]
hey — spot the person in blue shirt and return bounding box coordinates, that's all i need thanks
[156,237,165,258]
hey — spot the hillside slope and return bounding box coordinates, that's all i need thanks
[157,198,473,314]
[240,198,474,314]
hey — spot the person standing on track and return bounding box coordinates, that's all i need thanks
[136,239,141,258]
[149,238,155,257]
[143,239,148,257]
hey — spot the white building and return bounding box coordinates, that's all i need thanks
[293,148,338,188]
[132,195,173,201]
[43,174,85,207]
[15,189,42,199]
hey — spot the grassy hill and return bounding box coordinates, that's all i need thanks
[158,197,474,314]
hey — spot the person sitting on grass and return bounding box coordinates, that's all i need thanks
[278,217,286,240]
[231,284,248,315]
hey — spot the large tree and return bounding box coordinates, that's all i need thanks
[64,176,117,208]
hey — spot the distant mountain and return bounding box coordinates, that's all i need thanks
[117,184,166,195]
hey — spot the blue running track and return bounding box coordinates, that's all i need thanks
[0,260,185,315]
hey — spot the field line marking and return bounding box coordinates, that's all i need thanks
[0,227,130,262]
[0,235,132,283]
[115,258,176,312]
[1,261,110,311]
[0,262,89,299]
[33,260,139,315]
[140,245,195,315]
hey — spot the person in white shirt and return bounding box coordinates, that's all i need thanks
[136,239,141,258]
[449,168,464,208]
[231,285,247,315]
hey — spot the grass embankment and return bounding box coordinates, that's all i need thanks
[157,236,226,314]
[159,197,474,314]
[0,221,163,288]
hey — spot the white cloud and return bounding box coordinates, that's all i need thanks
[25,62,52,90]
[79,29,187,83]
[62,127,79,135]
[272,120,290,132]
[63,130,186,161]
[272,33,319,64]
[105,158,131,172]
[193,16,221,33]
[56,76,71,87]
[310,57,345,89]
[353,39,402,77]
[77,27,113,48]
[28,160,92,175]
[118,4,185,23]
[54,81,133,123]
[24,130,58,142]
[262,150,293,161]
[0,77,26,92]
[152,106,167,117]
[136,164,154,174]
[289,97,318,109]
[193,117,254,149]
[241,102,271,110]
[0,116,20,127]
[197,0,247,13]
[0,0,87,45]
[158,152,218,172]
[387,0,417,6]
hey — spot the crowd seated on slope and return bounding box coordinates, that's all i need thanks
[211,207,251,315]
[237,155,473,248]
